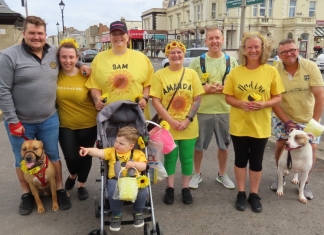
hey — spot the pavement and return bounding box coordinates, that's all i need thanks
[1,111,324,235]
[1,59,324,235]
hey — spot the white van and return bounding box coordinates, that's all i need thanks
[316,51,324,73]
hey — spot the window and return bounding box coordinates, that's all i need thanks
[169,18,173,30]
[201,4,203,19]
[197,5,201,21]
[309,1,316,17]
[289,0,296,18]
[253,5,257,17]
[187,11,190,22]
[268,0,273,17]
[194,6,196,21]
[177,15,180,28]
[211,3,216,18]
[259,2,266,16]
[287,32,293,39]
[252,0,273,17]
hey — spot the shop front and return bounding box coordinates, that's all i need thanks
[128,30,144,51]
[101,34,110,51]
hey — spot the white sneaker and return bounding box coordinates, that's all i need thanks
[303,184,313,200]
[216,173,235,189]
[189,173,202,189]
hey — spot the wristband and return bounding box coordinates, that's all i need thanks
[186,116,193,122]
[143,96,149,103]
[9,122,23,136]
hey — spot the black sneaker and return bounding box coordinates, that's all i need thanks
[19,193,34,215]
[57,189,71,210]
[78,187,89,201]
[65,176,76,190]
[247,193,262,213]
[182,188,193,204]
[110,215,122,231]
[163,187,174,204]
[133,212,144,228]
[235,191,247,211]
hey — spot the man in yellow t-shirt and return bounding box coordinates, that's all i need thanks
[85,21,154,120]
[188,27,238,190]
[271,39,324,200]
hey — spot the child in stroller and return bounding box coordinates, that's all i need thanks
[80,126,148,232]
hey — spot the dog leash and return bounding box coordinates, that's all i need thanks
[287,151,292,170]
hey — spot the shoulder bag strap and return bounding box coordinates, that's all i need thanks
[166,67,185,111]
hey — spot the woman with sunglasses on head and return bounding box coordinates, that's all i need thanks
[223,32,285,213]
[56,39,97,201]
[150,40,204,205]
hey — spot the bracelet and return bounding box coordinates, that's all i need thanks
[143,96,149,103]
[186,116,193,122]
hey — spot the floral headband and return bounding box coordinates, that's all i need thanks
[60,38,79,49]
[165,40,186,56]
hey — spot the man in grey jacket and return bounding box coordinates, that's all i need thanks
[0,16,89,215]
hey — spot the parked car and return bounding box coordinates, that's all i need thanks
[79,50,98,62]
[316,50,324,73]
[161,47,209,68]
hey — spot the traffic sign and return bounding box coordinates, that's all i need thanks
[226,0,264,9]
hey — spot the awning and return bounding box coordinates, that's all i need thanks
[147,34,166,40]
[315,27,324,37]
[129,30,144,39]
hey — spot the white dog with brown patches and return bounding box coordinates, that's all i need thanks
[276,129,313,204]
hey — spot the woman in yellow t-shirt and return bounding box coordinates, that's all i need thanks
[56,39,98,201]
[223,32,284,213]
[150,41,205,205]
[85,21,154,120]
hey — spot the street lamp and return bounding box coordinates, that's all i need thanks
[59,0,65,36]
[56,22,60,45]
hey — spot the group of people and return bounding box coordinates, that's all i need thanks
[0,13,323,232]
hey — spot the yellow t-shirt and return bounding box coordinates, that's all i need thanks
[188,53,238,114]
[103,148,147,179]
[274,57,324,123]
[85,49,154,120]
[223,64,285,138]
[150,67,205,140]
[56,71,97,129]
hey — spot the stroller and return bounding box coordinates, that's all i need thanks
[88,100,163,235]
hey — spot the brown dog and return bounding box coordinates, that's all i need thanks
[21,140,59,213]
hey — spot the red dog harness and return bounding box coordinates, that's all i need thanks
[34,155,49,187]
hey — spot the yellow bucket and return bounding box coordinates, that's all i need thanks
[303,118,324,137]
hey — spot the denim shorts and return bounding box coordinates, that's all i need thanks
[272,116,320,144]
[4,112,61,167]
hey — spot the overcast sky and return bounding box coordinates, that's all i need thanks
[6,0,163,37]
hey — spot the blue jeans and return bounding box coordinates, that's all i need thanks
[5,112,60,167]
[107,179,148,216]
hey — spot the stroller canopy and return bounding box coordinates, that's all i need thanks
[97,100,148,148]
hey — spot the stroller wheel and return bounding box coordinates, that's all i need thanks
[156,222,162,235]
[144,223,151,235]
[94,199,100,218]
[88,229,107,235]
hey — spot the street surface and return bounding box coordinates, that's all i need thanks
[0,58,324,235]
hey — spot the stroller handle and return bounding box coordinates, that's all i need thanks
[146,120,162,129]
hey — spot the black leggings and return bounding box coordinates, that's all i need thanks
[231,135,268,172]
[59,126,97,183]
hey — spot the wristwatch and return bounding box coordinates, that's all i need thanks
[186,116,193,122]
[143,96,149,103]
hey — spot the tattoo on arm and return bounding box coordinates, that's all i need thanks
[187,96,201,119]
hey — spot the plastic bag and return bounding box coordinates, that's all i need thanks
[113,168,139,202]
[149,126,176,154]
[148,162,168,184]
[147,140,164,163]
[147,140,168,184]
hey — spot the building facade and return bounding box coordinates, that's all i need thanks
[153,0,324,58]
[0,0,24,52]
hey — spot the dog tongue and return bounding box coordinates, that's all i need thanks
[26,162,34,168]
